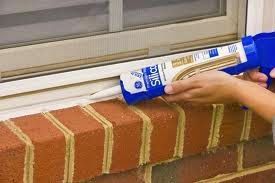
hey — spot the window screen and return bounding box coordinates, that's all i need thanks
[124,0,226,29]
[0,0,109,46]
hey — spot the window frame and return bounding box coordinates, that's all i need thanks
[0,0,245,81]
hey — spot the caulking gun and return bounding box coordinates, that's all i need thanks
[90,32,275,105]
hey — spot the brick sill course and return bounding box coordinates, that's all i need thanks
[0,98,272,183]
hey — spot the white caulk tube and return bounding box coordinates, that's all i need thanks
[90,32,272,105]
[90,41,248,104]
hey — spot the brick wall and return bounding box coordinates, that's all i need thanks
[88,136,275,183]
[0,98,273,183]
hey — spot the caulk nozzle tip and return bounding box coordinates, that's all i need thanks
[89,85,122,100]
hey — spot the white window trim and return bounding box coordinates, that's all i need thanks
[0,0,242,80]
[0,51,190,120]
[246,0,275,35]
[109,0,123,32]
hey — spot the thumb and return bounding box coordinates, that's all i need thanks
[270,68,275,78]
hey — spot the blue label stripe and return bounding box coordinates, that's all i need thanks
[209,48,219,58]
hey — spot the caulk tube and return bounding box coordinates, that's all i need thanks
[121,41,248,105]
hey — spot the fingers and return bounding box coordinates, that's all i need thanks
[164,77,198,95]
[270,68,275,78]
[247,69,268,82]
[258,82,268,88]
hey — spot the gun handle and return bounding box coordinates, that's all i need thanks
[260,67,273,88]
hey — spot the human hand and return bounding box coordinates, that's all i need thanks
[163,71,242,104]
[242,68,275,88]
[242,69,268,88]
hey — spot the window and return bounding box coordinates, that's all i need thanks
[0,0,246,81]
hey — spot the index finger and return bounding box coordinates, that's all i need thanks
[247,69,268,82]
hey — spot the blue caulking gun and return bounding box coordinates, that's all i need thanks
[90,32,275,105]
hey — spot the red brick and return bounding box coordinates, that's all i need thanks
[249,113,272,140]
[222,168,275,183]
[136,98,179,163]
[50,106,105,182]
[152,145,238,183]
[219,104,245,146]
[0,123,26,183]
[178,103,212,156]
[12,114,66,183]
[91,99,143,173]
[243,136,275,168]
[90,168,146,183]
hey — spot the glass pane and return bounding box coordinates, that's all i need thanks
[0,0,109,47]
[123,0,226,29]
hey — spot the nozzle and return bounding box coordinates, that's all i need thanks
[89,85,122,100]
